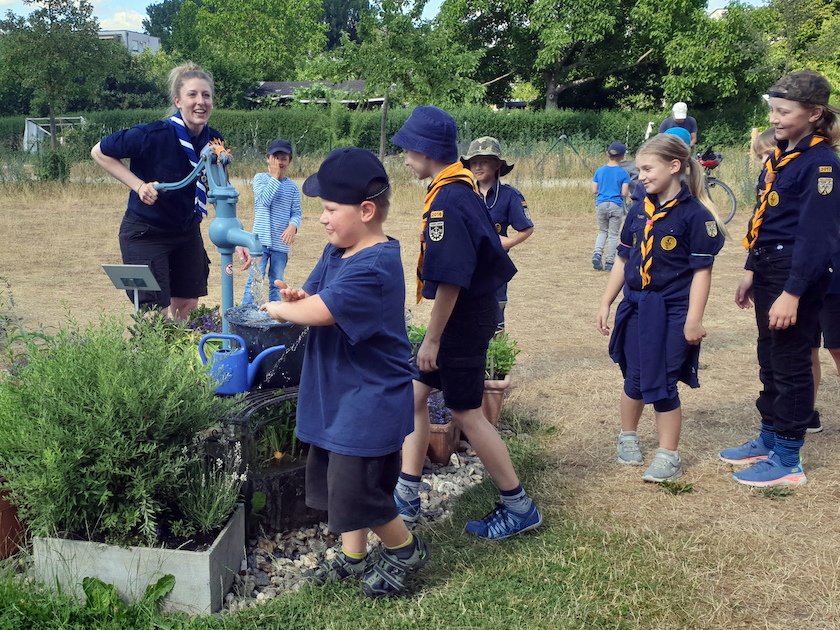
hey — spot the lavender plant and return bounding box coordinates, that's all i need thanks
[428,391,452,425]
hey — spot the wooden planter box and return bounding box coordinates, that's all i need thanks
[34,503,245,615]
[427,421,461,465]
[481,373,512,427]
[0,481,24,559]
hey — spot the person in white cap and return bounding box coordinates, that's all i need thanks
[658,102,697,147]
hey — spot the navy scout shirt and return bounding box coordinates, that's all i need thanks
[617,185,724,300]
[99,120,223,230]
[746,134,840,296]
[420,181,517,300]
[297,239,415,457]
[483,182,534,237]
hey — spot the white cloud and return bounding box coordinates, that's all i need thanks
[100,9,144,31]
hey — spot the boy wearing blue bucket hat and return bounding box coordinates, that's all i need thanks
[390,106,542,540]
[261,147,428,598]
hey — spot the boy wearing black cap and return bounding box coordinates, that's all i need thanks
[391,106,542,540]
[239,138,302,304]
[261,147,428,597]
[591,141,631,272]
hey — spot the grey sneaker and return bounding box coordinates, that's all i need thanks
[617,431,644,465]
[642,449,683,482]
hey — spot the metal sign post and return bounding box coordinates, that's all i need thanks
[102,264,161,316]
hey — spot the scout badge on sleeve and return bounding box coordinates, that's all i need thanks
[818,177,833,195]
[705,221,718,237]
[429,221,445,242]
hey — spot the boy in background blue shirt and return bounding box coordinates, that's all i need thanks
[261,148,428,598]
[591,142,631,272]
[241,139,302,304]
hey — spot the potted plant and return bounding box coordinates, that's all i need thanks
[482,332,520,427]
[426,391,461,464]
[0,313,247,614]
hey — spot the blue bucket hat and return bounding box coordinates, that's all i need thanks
[391,106,459,164]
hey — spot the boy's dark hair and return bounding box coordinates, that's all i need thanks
[367,178,391,221]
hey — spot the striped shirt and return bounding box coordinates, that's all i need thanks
[252,173,302,253]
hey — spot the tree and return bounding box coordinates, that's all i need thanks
[332,0,485,157]
[0,0,108,148]
[143,0,196,52]
[321,0,372,49]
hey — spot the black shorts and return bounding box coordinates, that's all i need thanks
[118,213,210,309]
[815,293,840,349]
[417,293,498,410]
[305,445,400,534]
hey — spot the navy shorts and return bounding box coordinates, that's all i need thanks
[305,445,400,534]
[417,293,498,410]
[118,213,210,309]
[815,293,840,349]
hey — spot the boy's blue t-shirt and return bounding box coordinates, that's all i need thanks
[296,239,415,457]
[592,164,631,206]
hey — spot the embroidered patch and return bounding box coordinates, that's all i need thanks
[820,166,833,173]
[661,235,677,251]
[768,191,780,206]
[429,221,444,242]
[632,233,638,247]
[495,223,502,234]
[705,221,718,237]
[818,177,834,195]
[430,210,444,219]
[523,208,531,220]
[521,201,528,206]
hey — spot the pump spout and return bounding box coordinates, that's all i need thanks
[207,219,262,256]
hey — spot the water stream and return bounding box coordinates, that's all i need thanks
[256,327,309,389]
[247,256,266,306]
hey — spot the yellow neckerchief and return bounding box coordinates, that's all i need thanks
[744,135,825,250]
[416,163,478,303]
[640,196,680,289]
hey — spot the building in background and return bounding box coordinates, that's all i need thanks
[98,30,160,54]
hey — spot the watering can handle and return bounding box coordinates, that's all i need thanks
[198,333,246,365]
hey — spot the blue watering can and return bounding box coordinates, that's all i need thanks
[199,334,286,395]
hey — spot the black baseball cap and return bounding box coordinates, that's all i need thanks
[303,147,390,204]
[266,139,292,155]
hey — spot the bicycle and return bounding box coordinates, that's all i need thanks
[697,147,737,224]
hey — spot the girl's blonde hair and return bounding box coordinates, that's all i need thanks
[637,134,728,236]
[166,62,214,116]
[815,107,840,150]
[751,128,777,162]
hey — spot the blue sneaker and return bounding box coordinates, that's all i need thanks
[465,502,542,540]
[733,452,807,487]
[592,253,603,271]
[394,491,421,522]
[719,437,771,464]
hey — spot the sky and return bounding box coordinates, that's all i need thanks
[0,0,758,34]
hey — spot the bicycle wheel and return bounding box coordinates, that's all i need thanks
[705,177,737,224]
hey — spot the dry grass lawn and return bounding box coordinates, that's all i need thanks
[2,155,839,629]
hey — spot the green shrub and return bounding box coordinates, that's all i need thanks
[486,332,519,379]
[37,150,69,182]
[0,314,242,545]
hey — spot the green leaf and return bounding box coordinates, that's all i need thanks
[141,573,176,606]
[251,491,267,515]
[82,576,125,614]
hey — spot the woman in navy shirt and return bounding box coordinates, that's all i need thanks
[91,62,221,319]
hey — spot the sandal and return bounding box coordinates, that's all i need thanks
[361,537,430,598]
[305,551,372,585]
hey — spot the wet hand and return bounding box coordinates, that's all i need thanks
[136,181,159,205]
[236,246,252,270]
[259,301,288,323]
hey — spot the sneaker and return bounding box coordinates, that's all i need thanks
[732,452,807,487]
[641,449,683,482]
[464,502,543,540]
[807,410,823,434]
[393,490,421,522]
[305,551,373,585]
[361,537,430,598]
[617,432,644,465]
[604,262,613,272]
[719,437,771,464]
[592,253,603,271]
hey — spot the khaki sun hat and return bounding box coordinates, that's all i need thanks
[769,70,840,115]
[460,137,514,176]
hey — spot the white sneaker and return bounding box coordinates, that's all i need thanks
[617,431,644,465]
[642,449,683,482]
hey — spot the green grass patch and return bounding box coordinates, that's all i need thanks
[0,414,699,629]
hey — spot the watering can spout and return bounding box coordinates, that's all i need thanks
[247,345,287,390]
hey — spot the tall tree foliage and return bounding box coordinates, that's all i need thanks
[143,0,194,52]
[322,0,372,49]
[0,0,108,148]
